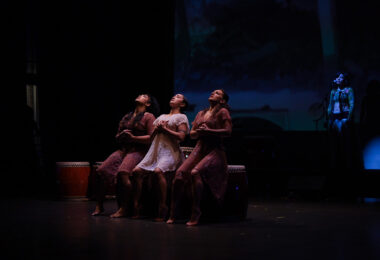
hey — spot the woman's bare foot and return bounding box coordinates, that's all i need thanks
[166,218,175,224]
[110,208,127,218]
[186,212,201,226]
[131,205,142,219]
[154,217,165,222]
[186,219,199,226]
[154,205,168,222]
[91,205,104,216]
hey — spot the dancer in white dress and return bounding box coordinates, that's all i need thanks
[133,94,189,221]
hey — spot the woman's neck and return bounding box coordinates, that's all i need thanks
[337,84,347,90]
[208,101,220,112]
[169,107,181,115]
[135,106,146,115]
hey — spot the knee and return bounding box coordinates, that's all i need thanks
[175,169,188,182]
[117,171,131,183]
[117,170,131,177]
[95,166,104,176]
[191,170,202,184]
[154,168,163,175]
[190,168,200,176]
[133,167,143,176]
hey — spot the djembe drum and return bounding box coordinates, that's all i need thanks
[223,165,248,220]
[56,162,91,200]
[180,146,194,159]
[179,147,248,220]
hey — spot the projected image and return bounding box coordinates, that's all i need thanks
[174,0,327,130]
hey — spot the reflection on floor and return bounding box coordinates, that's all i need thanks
[1,198,380,260]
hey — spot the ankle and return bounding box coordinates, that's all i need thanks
[190,209,201,221]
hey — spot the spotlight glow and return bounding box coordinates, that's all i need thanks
[363,137,380,169]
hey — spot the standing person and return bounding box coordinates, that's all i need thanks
[328,72,354,133]
[327,72,355,168]
[167,89,232,226]
[133,94,189,221]
[91,94,159,217]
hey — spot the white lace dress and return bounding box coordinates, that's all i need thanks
[136,113,189,172]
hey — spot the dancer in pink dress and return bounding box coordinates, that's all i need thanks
[167,89,232,226]
[91,94,158,217]
[133,94,189,221]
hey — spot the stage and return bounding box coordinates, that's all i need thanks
[2,198,380,259]
[3,0,380,259]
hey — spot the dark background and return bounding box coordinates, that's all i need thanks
[3,0,380,199]
[3,0,175,197]
[36,0,174,161]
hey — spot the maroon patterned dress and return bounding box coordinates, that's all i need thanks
[97,112,155,190]
[175,107,232,203]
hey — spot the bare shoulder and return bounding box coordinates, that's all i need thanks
[218,107,231,115]
[176,113,188,119]
[144,112,156,120]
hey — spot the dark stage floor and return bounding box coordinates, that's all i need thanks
[2,198,380,260]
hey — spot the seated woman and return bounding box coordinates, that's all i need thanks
[91,94,159,217]
[133,94,189,221]
[167,89,232,226]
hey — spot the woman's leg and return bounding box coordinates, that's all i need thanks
[166,175,185,224]
[131,166,146,218]
[186,169,203,226]
[154,168,168,221]
[167,162,196,224]
[110,151,145,218]
[91,150,124,216]
[186,149,228,226]
[110,171,132,218]
[91,173,106,216]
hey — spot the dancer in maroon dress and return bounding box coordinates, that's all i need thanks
[167,89,232,226]
[91,94,158,217]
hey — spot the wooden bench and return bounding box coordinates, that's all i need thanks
[87,147,249,219]
[180,147,249,220]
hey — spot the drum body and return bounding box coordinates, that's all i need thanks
[180,146,194,159]
[56,162,90,199]
[223,165,249,219]
[179,147,249,220]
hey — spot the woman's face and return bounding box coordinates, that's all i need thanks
[170,94,185,108]
[334,74,345,85]
[135,94,150,106]
[208,89,225,103]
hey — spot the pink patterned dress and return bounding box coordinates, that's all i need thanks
[97,112,155,190]
[175,107,232,203]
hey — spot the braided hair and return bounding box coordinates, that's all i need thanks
[219,89,231,111]
[124,94,160,127]
[179,94,189,113]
